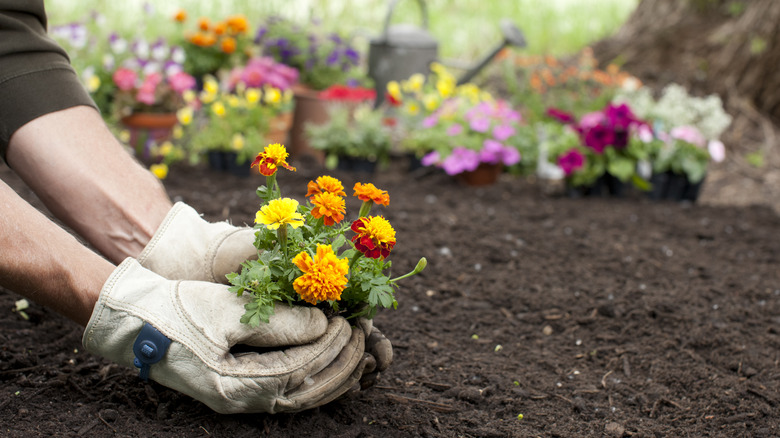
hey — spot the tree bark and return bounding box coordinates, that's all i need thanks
[592,0,780,126]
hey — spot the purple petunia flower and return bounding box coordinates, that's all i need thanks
[492,123,515,141]
[546,107,575,124]
[583,124,614,153]
[558,149,585,175]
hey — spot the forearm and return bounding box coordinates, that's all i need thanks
[6,106,173,263]
[0,179,114,325]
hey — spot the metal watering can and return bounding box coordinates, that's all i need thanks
[367,0,527,107]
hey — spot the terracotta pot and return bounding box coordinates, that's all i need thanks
[288,85,328,163]
[266,111,294,145]
[457,163,503,186]
[120,112,178,163]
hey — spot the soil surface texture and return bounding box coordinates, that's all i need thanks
[1,157,779,437]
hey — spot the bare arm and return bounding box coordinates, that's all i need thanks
[6,106,173,263]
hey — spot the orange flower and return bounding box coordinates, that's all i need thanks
[310,192,346,226]
[292,245,349,305]
[197,17,210,31]
[226,15,248,34]
[213,22,227,36]
[306,175,346,198]
[173,9,187,23]
[221,36,236,54]
[351,216,396,259]
[251,143,296,176]
[353,182,389,206]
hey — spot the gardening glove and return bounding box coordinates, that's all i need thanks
[356,318,393,389]
[138,202,257,284]
[83,258,372,414]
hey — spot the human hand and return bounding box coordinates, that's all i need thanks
[84,258,370,414]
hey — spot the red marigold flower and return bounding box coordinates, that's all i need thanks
[351,216,396,259]
[250,143,296,176]
[310,192,346,226]
[306,175,346,198]
[353,182,389,206]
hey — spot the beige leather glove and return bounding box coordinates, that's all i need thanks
[138,202,393,379]
[83,258,369,414]
[137,202,257,283]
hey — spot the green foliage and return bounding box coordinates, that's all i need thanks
[306,103,392,166]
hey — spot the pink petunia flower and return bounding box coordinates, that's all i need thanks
[112,67,137,91]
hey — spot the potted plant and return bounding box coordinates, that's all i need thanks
[387,64,524,185]
[226,143,426,325]
[544,102,653,197]
[172,10,253,83]
[305,97,392,173]
[612,83,731,201]
[178,75,294,177]
[253,16,371,161]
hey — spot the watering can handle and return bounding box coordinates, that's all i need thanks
[381,0,429,40]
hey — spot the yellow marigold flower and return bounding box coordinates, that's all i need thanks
[255,198,304,230]
[422,94,439,112]
[405,101,420,116]
[306,175,346,198]
[264,87,282,105]
[292,244,349,305]
[437,77,455,98]
[227,95,241,108]
[204,76,219,95]
[245,88,261,105]
[150,163,168,180]
[118,130,131,143]
[386,81,402,101]
[310,192,345,226]
[430,62,445,74]
[407,73,425,92]
[211,101,226,117]
[353,182,389,206]
[86,75,100,93]
[182,89,196,104]
[172,125,183,139]
[351,216,396,259]
[177,106,193,125]
[158,141,173,156]
[232,133,245,150]
[250,143,296,176]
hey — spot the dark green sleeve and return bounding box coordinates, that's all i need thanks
[0,0,97,161]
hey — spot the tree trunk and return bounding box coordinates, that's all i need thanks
[592,0,780,127]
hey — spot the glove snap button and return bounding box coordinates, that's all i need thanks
[140,342,157,359]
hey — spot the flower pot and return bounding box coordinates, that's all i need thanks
[567,173,625,198]
[265,111,294,145]
[289,85,327,164]
[336,156,377,174]
[120,112,178,164]
[648,171,704,202]
[207,150,250,178]
[457,163,503,186]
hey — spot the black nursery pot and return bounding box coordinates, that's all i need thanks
[567,173,625,198]
[207,150,228,172]
[336,156,377,174]
[648,171,704,202]
[207,151,251,178]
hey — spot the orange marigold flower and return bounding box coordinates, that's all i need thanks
[310,192,346,226]
[213,22,227,36]
[292,244,349,305]
[221,36,236,54]
[226,15,248,34]
[197,17,210,31]
[353,182,389,206]
[173,9,187,23]
[306,175,346,198]
[251,143,296,176]
[351,216,396,259]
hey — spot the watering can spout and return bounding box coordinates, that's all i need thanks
[456,19,526,86]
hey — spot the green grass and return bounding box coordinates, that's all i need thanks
[44,0,638,61]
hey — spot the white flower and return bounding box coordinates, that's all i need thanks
[707,140,726,163]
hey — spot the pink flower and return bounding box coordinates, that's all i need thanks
[492,123,515,141]
[479,139,505,164]
[168,71,195,94]
[501,146,521,166]
[670,125,706,147]
[637,123,654,143]
[421,151,441,166]
[707,140,725,162]
[441,147,480,175]
[135,72,162,105]
[446,123,463,136]
[422,115,439,128]
[112,67,137,91]
[546,108,575,124]
[558,149,585,176]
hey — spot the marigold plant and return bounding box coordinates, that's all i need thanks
[227,144,426,326]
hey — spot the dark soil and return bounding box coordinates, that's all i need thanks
[2,157,779,437]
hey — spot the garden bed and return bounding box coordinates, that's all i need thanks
[1,158,779,437]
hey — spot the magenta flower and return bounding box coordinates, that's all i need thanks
[583,124,614,153]
[469,116,490,133]
[501,146,521,166]
[479,139,505,164]
[446,123,463,136]
[422,115,439,129]
[441,147,480,175]
[558,149,585,175]
[112,67,137,91]
[421,151,441,166]
[545,108,575,124]
[135,73,162,105]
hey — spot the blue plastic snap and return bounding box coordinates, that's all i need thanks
[132,323,171,381]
